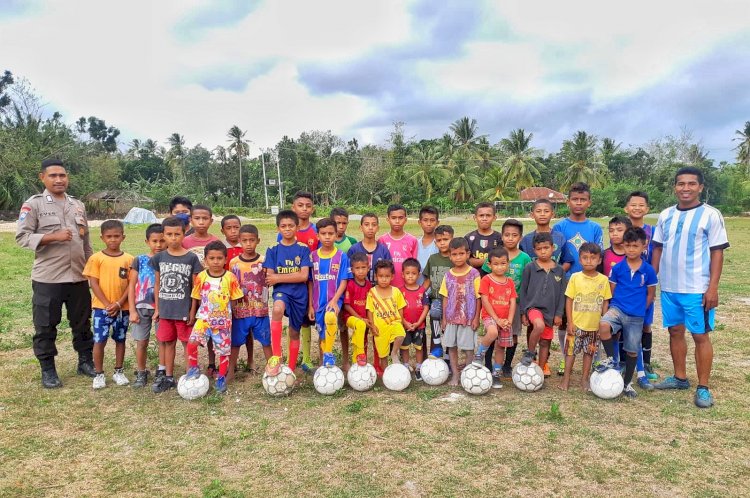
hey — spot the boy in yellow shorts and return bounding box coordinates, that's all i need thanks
[366,260,406,372]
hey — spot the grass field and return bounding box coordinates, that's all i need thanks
[1,216,750,498]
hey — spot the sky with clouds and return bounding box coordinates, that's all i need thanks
[1,0,748,162]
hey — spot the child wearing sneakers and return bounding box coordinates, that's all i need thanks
[560,243,611,391]
[476,247,516,389]
[422,225,454,355]
[228,224,273,380]
[440,237,482,386]
[307,218,352,367]
[186,242,244,393]
[366,260,407,372]
[128,223,165,388]
[343,252,373,368]
[150,216,203,393]
[599,216,632,371]
[519,232,567,371]
[399,258,429,379]
[599,227,658,399]
[83,220,134,389]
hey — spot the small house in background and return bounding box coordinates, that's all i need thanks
[84,191,154,216]
[493,187,567,216]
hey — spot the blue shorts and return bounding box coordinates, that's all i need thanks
[273,292,307,331]
[231,316,271,347]
[92,309,129,344]
[661,291,714,335]
[601,306,643,354]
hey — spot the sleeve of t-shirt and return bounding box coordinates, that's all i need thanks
[301,246,312,268]
[191,273,204,300]
[594,224,604,249]
[82,253,100,279]
[707,210,730,250]
[262,246,275,270]
[228,273,244,300]
[131,256,140,271]
[341,253,353,280]
[652,212,665,246]
[556,272,568,317]
[473,273,481,298]
[510,282,518,300]
[481,258,490,274]
[149,252,160,272]
[421,290,429,306]
[190,253,203,275]
[602,277,613,300]
[423,258,431,279]
[394,288,407,310]
[479,275,491,296]
[645,265,658,286]
[565,274,577,299]
[519,264,532,309]
[608,264,620,285]
[410,238,418,258]
[365,291,374,312]
[344,282,353,306]
[439,274,448,298]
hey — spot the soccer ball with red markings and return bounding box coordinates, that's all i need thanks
[314,365,345,395]
[262,365,296,397]
[512,363,544,392]
[590,368,624,399]
[460,364,493,395]
[420,357,450,386]
[177,374,210,400]
[346,363,377,392]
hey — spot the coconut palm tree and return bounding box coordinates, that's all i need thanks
[166,133,186,180]
[482,166,510,201]
[733,121,750,175]
[406,143,446,200]
[227,125,250,207]
[499,128,542,192]
[559,131,605,191]
[449,159,481,203]
[449,116,486,160]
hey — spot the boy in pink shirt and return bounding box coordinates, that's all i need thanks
[378,204,417,289]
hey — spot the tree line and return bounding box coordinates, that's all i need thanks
[1,70,749,216]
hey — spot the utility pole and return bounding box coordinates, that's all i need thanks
[261,150,269,211]
[238,153,243,207]
[275,151,283,208]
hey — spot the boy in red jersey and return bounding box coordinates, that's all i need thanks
[399,258,429,380]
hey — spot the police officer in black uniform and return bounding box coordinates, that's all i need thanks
[16,159,96,387]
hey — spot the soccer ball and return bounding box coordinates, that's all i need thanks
[347,363,377,392]
[420,357,449,386]
[590,368,624,399]
[512,363,545,392]
[262,364,296,397]
[177,374,210,400]
[313,365,345,395]
[460,364,493,395]
[383,363,411,391]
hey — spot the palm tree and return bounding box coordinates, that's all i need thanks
[127,139,142,159]
[559,131,605,191]
[449,116,486,160]
[166,133,186,180]
[407,144,446,200]
[449,160,481,203]
[482,166,510,201]
[733,121,750,175]
[227,125,250,206]
[499,128,543,192]
[142,139,158,157]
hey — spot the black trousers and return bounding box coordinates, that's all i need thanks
[32,280,93,366]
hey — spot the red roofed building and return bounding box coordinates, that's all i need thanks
[519,187,567,203]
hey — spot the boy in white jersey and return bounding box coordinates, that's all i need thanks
[652,167,729,408]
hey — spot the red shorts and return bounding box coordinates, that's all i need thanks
[526,309,554,341]
[156,318,192,343]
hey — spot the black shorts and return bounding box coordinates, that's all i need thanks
[400,328,425,350]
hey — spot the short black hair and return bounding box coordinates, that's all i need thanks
[502,219,524,235]
[221,215,240,228]
[402,257,421,272]
[419,206,439,219]
[192,204,212,217]
[293,191,314,203]
[532,198,554,210]
[239,224,259,236]
[487,247,509,263]
[623,226,648,244]
[350,252,369,265]
[387,204,407,216]
[169,196,193,213]
[100,219,124,234]
[608,216,632,228]
[374,259,395,274]
[435,225,454,236]
[330,207,348,218]
[316,217,336,231]
[204,240,227,257]
[145,223,163,240]
[474,201,496,214]
[360,213,378,225]
[625,191,650,205]
[449,238,469,251]
[675,166,704,185]
[276,210,298,227]
[569,182,591,197]
[162,216,186,232]
[533,231,553,247]
[40,158,64,172]
[579,242,602,256]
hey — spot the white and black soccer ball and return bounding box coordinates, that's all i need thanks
[590,368,624,399]
[460,364,493,395]
[262,364,296,397]
[177,374,210,400]
[420,357,450,386]
[512,363,545,392]
[313,365,345,395]
[383,363,411,391]
[346,363,377,392]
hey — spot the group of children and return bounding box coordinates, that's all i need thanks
[86,184,662,398]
